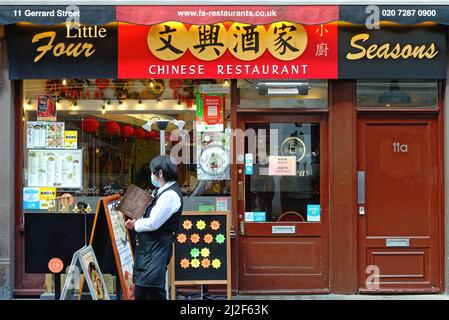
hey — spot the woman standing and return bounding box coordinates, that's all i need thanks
[125,155,183,300]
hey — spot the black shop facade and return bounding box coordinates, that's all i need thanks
[2,4,448,296]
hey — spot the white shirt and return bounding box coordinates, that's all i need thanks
[134,181,182,233]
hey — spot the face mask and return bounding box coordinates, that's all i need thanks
[151,174,161,188]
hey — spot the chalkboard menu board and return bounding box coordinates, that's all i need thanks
[170,211,231,299]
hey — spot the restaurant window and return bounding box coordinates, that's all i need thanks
[357,79,438,109]
[237,79,328,109]
[245,122,321,223]
[22,79,231,215]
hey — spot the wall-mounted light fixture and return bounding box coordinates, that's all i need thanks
[257,80,309,96]
[142,116,186,155]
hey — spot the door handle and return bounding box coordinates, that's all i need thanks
[359,206,365,215]
[358,171,365,204]
[238,181,244,201]
[239,221,245,235]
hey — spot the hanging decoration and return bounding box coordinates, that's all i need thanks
[105,120,121,136]
[81,117,100,133]
[139,79,166,99]
[42,79,172,102]
[113,79,132,100]
[95,79,110,99]
[149,131,158,139]
[122,125,135,139]
[134,127,147,139]
[144,130,158,140]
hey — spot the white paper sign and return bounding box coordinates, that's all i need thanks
[268,156,297,176]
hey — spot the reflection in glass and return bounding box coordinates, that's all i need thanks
[357,79,437,108]
[245,123,320,223]
[238,79,328,109]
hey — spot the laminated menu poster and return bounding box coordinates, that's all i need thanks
[37,94,57,122]
[27,149,83,189]
[61,245,110,300]
[46,122,65,149]
[26,121,47,149]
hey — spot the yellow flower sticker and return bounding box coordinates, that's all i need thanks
[196,220,206,230]
[212,259,221,269]
[190,233,200,244]
[177,233,187,244]
[180,258,190,269]
[191,258,200,268]
[200,247,210,258]
[183,220,193,230]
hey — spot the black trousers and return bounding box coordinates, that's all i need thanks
[134,284,167,300]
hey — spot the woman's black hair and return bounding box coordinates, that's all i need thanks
[150,155,179,182]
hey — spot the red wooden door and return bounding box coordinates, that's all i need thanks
[357,116,442,293]
[237,114,329,294]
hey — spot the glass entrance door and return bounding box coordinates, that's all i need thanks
[237,115,329,293]
[245,122,320,223]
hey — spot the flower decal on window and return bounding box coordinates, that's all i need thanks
[190,233,200,244]
[201,258,211,269]
[212,259,221,269]
[183,220,192,230]
[200,247,210,258]
[177,233,187,244]
[196,220,206,230]
[190,248,200,258]
[191,258,200,268]
[180,258,190,269]
[216,234,225,244]
[210,220,220,231]
[204,234,214,244]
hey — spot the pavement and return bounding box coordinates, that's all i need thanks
[10,292,449,300]
[233,294,449,300]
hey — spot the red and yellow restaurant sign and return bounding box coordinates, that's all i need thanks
[118,21,338,79]
[6,5,445,80]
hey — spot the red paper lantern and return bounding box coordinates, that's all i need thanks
[82,117,100,133]
[122,125,135,139]
[105,121,121,136]
[145,131,154,140]
[134,127,147,139]
[149,131,158,139]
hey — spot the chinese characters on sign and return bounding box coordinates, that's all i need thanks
[120,21,338,78]
[148,21,308,62]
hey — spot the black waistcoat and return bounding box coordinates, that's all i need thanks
[133,183,183,287]
[139,182,183,238]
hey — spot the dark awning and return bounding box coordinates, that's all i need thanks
[3,5,449,26]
